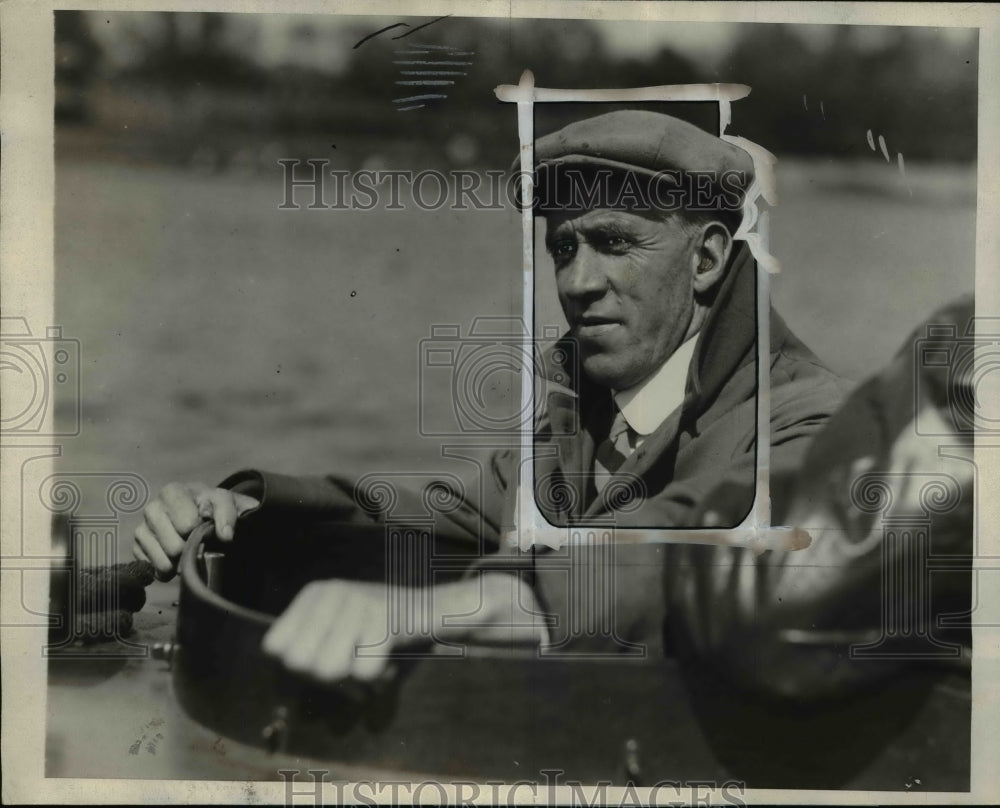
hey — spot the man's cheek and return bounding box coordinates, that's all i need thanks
[620,263,644,286]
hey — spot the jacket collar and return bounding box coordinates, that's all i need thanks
[687,240,757,415]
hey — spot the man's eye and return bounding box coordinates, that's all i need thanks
[601,236,631,253]
[552,240,577,259]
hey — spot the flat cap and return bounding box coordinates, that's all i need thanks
[518,110,755,223]
[534,110,753,179]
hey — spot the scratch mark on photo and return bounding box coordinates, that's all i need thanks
[391,15,451,40]
[353,23,409,49]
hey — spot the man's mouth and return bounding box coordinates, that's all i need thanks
[573,315,621,338]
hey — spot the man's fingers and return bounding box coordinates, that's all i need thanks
[142,500,186,562]
[351,624,394,683]
[234,492,261,515]
[130,481,258,584]
[314,592,373,682]
[159,482,204,537]
[134,523,175,581]
[194,488,240,541]
[281,587,349,673]
[263,583,325,656]
[263,581,404,684]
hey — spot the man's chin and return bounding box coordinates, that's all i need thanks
[580,353,636,391]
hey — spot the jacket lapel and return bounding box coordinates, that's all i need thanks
[536,335,608,522]
[538,385,592,520]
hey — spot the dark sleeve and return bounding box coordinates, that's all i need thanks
[219,455,512,552]
[665,446,870,696]
[665,302,974,700]
[219,468,359,519]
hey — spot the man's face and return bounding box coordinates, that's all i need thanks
[545,207,698,391]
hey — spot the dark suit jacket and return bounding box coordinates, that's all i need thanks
[220,243,846,663]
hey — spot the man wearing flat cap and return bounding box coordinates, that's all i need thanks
[524,110,843,528]
[134,111,845,683]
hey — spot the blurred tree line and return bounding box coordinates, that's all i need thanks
[56,12,977,168]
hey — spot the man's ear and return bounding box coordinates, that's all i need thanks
[691,223,733,294]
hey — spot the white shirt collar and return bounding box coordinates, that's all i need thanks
[613,335,698,437]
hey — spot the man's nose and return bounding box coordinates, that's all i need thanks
[560,245,608,301]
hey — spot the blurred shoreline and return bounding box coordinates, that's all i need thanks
[774,158,976,207]
[57,127,976,211]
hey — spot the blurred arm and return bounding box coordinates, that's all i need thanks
[666,299,974,700]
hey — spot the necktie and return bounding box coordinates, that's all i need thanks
[593,408,634,494]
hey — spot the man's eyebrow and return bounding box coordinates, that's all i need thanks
[584,220,635,237]
[544,214,643,250]
[571,218,644,243]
